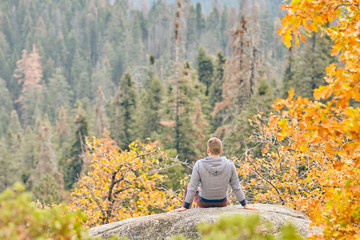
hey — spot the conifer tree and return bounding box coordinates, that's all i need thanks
[0,77,13,135]
[209,51,226,107]
[220,5,229,53]
[0,111,23,191]
[293,33,334,99]
[33,174,62,205]
[95,88,108,138]
[203,6,221,53]
[111,69,137,149]
[14,45,44,127]
[186,5,197,59]
[56,106,70,140]
[225,78,274,157]
[195,2,205,37]
[209,50,226,131]
[20,126,38,186]
[281,43,296,98]
[0,137,18,192]
[212,16,254,130]
[192,99,208,157]
[46,68,72,120]
[91,59,115,98]
[32,119,63,188]
[137,71,164,140]
[53,106,71,181]
[0,33,12,86]
[196,46,214,96]
[64,103,88,190]
[162,63,198,161]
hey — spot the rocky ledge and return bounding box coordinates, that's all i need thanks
[89,204,317,240]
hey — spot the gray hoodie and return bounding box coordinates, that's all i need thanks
[184,156,246,208]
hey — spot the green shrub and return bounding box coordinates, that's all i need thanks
[0,182,118,240]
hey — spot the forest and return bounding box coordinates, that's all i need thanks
[0,0,359,239]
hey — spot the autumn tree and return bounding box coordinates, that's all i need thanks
[69,135,181,227]
[14,44,44,127]
[239,1,360,239]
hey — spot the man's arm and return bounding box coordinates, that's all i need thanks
[172,162,201,212]
[229,162,258,210]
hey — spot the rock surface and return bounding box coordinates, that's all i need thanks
[89,204,315,240]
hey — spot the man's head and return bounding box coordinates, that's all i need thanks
[207,137,223,156]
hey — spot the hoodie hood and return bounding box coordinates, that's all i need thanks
[199,157,229,175]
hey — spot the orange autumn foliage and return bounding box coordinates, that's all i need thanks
[69,135,181,227]
[238,1,360,239]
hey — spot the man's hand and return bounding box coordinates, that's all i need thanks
[171,206,188,212]
[243,205,259,211]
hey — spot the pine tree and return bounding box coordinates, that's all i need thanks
[0,78,13,135]
[56,106,70,139]
[196,46,214,96]
[0,111,23,191]
[195,2,205,37]
[91,58,115,98]
[32,119,63,188]
[137,71,164,140]
[293,33,335,99]
[191,99,208,157]
[224,78,274,157]
[209,50,226,131]
[281,44,296,98]
[203,6,221,53]
[46,68,72,120]
[162,63,198,162]
[185,5,197,59]
[209,50,226,107]
[64,103,88,190]
[0,33,12,86]
[20,126,38,186]
[53,106,71,182]
[212,16,253,129]
[111,69,137,149]
[71,50,92,100]
[220,5,229,53]
[14,45,44,127]
[95,88,108,138]
[0,137,18,192]
[32,174,62,205]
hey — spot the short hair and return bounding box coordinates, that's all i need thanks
[207,137,222,155]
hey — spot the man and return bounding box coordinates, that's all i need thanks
[172,137,257,212]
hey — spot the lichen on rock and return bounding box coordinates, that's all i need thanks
[88,204,318,240]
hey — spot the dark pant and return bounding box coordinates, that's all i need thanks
[183,184,228,208]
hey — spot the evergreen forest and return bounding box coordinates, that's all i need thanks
[0,0,359,239]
